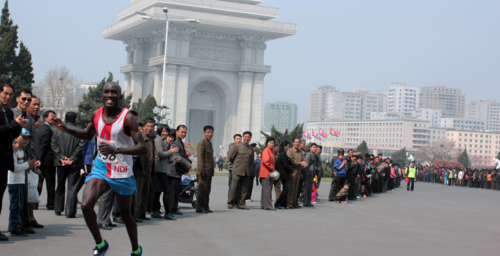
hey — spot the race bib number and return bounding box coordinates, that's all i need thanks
[97,138,118,164]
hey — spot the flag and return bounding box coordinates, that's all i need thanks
[329,127,341,137]
[318,128,328,138]
[311,130,320,139]
[303,130,312,139]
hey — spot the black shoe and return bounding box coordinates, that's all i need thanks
[55,212,61,216]
[228,206,233,209]
[134,217,143,223]
[66,215,76,218]
[203,210,209,214]
[24,229,35,234]
[33,223,44,228]
[10,230,28,237]
[196,211,205,213]
[47,207,54,210]
[206,210,213,213]
[172,211,183,215]
[0,233,8,240]
[141,217,151,220]
[303,204,314,207]
[114,217,124,224]
[238,207,250,210]
[108,223,117,227]
[99,224,112,230]
[294,206,302,209]
[266,208,277,211]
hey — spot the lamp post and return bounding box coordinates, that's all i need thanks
[153,105,172,126]
[136,8,199,106]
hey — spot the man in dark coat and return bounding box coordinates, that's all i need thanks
[51,112,85,217]
[0,83,25,241]
[36,110,56,210]
[196,125,214,213]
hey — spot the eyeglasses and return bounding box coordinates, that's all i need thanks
[21,97,32,102]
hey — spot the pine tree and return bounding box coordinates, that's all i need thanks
[10,41,34,107]
[137,94,156,123]
[356,140,369,156]
[390,147,407,166]
[0,0,18,83]
[257,123,309,153]
[457,148,469,168]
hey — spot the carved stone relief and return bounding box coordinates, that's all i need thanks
[190,48,233,62]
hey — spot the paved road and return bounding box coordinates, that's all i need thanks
[1,178,499,256]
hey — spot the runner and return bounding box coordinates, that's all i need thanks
[52,82,147,256]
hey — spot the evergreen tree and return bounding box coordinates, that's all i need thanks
[390,147,407,166]
[258,123,309,153]
[0,0,18,83]
[137,95,156,123]
[497,151,500,160]
[356,140,369,156]
[131,98,143,112]
[10,42,34,107]
[76,73,131,128]
[457,148,469,168]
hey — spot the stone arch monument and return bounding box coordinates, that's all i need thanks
[103,0,297,154]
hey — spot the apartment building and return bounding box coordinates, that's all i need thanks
[419,86,465,118]
[466,100,500,133]
[378,83,419,116]
[447,130,499,167]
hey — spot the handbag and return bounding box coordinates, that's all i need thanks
[27,170,41,203]
[270,170,280,180]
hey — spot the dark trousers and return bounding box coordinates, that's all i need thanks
[0,169,7,217]
[8,184,24,232]
[97,188,114,226]
[40,166,56,209]
[407,178,415,191]
[21,171,34,231]
[55,166,80,216]
[388,178,394,190]
[328,176,346,201]
[196,175,212,212]
[149,173,157,213]
[227,174,248,208]
[134,173,150,218]
[303,174,313,206]
[347,177,356,199]
[382,179,388,193]
[275,179,289,208]
[167,177,180,213]
[246,175,255,200]
[297,179,304,203]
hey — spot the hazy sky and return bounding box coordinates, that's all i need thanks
[10,0,500,123]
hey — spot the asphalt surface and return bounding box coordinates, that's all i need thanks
[1,178,499,256]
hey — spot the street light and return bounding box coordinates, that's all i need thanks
[136,8,199,106]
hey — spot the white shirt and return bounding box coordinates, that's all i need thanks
[8,148,29,184]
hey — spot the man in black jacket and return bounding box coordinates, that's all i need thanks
[0,83,25,241]
[37,110,56,210]
[347,154,358,200]
[51,112,85,217]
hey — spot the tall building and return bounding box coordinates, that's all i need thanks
[466,100,500,133]
[419,86,465,118]
[309,85,336,121]
[440,118,486,131]
[414,108,442,127]
[263,101,298,133]
[103,0,297,149]
[325,88,386,120]
[378,83,419,116]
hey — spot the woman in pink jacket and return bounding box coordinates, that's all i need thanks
[259,137,275,211]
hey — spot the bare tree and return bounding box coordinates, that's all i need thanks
[34,66,82,116]
[416,139,460,164]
